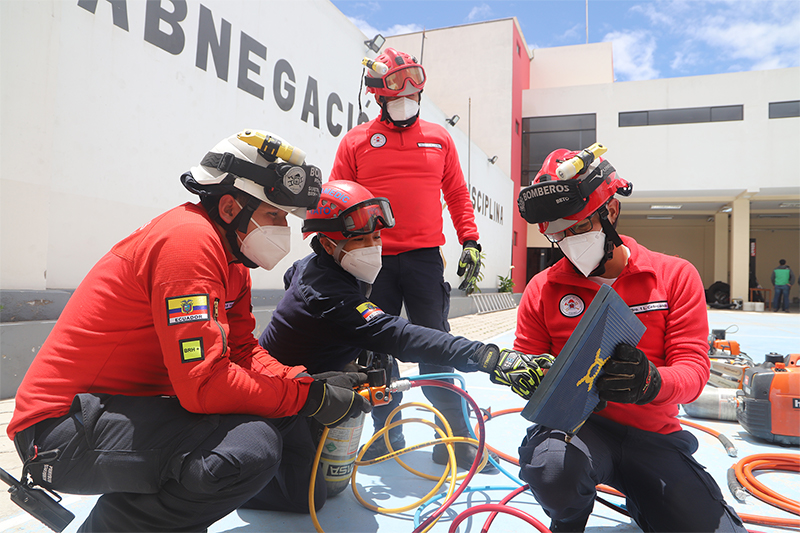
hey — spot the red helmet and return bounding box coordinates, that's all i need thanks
[517,147,631,238]
[364,48,426,97]
[302,181,395,241]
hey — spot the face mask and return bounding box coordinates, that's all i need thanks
[386,97,420,122]
[238,220,291,271]
[558,231,606,277]
[340,245,383,284]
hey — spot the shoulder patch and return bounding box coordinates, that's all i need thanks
[166,294,210,325]
[417,142,442,149]
[356,301,385,322]
[179,337,205,363]
[559,294,585,318]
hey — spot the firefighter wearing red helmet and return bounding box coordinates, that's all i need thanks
[329,49,483,470]
[259,181,554,482]
[514,146,745,531]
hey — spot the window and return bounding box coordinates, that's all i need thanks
[521,114,596,186]
[619,105,743,127]
[769,101,800,119]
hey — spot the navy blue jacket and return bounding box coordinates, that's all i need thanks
[259,250,484,375]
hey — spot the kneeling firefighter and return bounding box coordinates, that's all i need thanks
[259,180,555,483]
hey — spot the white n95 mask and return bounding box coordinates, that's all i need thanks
[340,245,383,284]
[558,231,606,277]
[239,222,291,271]
[386,97,420,122]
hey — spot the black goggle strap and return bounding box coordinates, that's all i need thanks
[201,152,277,188]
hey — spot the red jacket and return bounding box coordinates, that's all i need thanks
[328,116,479,255]
[514,237,710,434]
[9,202,311,439]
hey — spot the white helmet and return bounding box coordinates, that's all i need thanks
[182,129,322,218]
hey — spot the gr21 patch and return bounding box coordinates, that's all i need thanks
[179,338,205,363]
[166,294,209,325]
[356,302,384,322]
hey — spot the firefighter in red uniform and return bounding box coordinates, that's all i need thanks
[514,146,746,532]
[7,130,371,532]
[328,48,486,470]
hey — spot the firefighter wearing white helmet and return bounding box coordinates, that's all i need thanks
[9,129,370,531]
[513,146,745,532]
[181,129,322,270]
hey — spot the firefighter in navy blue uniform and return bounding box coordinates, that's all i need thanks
[260,181,554,472]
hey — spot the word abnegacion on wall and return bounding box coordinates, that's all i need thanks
[77,0,370,137]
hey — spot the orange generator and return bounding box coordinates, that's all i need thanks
[736,353,800,446]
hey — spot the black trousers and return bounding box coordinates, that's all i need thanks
[518,414,747,532]
[14,394,326,532]
[369,247,468,438]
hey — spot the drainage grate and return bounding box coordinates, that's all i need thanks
[471,292,517,314]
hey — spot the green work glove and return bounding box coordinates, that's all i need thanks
[457,240,482,293]
[299,372,372,427]
[472,344,554,400]
[596,344,661,405]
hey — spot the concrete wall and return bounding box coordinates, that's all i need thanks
[0,0,513,294]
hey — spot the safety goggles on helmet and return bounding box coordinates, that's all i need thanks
[199,151,322,211]
[365,65,426,96]
[517,160,616,225]
[302,198,395,238]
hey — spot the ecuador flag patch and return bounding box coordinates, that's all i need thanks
[166,294,210,325]
[356,302,384,323]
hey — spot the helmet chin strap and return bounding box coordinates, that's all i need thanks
[378,94,421,128]
[587,204,623,277]
[207,195,261,268]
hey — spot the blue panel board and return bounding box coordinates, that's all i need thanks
[521,284,646,435]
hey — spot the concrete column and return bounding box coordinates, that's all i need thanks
[729,197,750,303]
[714,212,729,283]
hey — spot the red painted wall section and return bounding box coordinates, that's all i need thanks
[510,24,531,293]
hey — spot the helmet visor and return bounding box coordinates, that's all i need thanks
[384,65,426,91]
[342,198,395,235]
[302,198,395,237]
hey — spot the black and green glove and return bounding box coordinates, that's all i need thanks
[299,371,372,427]
[596,344,661,405]
[472,344,554,400]
[457,240,482,293]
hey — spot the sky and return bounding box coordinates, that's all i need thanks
[330,0,800,82]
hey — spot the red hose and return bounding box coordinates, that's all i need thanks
[411,379,487,533]
[448,503,550,533]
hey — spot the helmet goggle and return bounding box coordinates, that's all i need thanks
[517,160,615,225]
[365,65,426,96]
[198,151,322,211]
[303,198,395,238]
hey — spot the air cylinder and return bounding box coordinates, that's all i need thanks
[319,411,366,497]
[682,386,738,421]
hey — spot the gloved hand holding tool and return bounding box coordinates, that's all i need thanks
[472,345,555,400]
[299,371,372,427]
[596,343,661,405]
[457,240,482,294]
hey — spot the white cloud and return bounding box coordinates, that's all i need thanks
[632,0,800,73]
[384,23,425,36]
[346,16,422,38]
[559,23,584,43]
[604,30,659,81]
[467,4,492,22]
